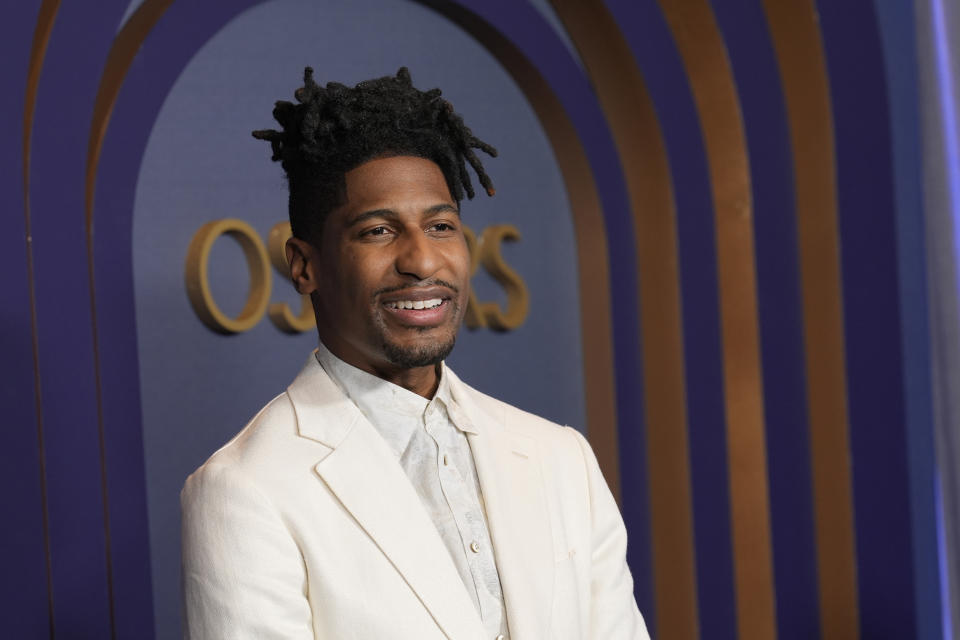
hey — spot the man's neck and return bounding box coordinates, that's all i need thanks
[317,337,441,399]
[369,362,440,399]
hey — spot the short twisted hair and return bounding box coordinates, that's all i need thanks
[253,67,497,242]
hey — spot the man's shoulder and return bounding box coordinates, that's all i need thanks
[187,353,338,480]
[463,383,562,430]
[184,390,310,492]
[448,372,588,456]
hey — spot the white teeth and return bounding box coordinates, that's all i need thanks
[387,298,443,310]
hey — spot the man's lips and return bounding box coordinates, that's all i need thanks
[384,298,445,311]
[382,299,451,327]
[379,286,456,327]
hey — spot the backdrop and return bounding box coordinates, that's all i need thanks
[2,1,952,639]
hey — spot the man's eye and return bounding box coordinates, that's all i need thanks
[430,222,455,232]
[365,226,389,236]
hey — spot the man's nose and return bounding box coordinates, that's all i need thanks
[394,231,441,280]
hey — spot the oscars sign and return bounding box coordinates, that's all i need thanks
[185,219,529,335]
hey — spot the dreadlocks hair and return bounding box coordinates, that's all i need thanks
[252,66,497,242]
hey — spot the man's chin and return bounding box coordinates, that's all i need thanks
[381,335,456,369]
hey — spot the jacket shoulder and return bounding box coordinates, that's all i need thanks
[184,391,309,491]
[456,381,586,455]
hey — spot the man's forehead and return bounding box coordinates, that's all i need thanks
[338,156,457,210]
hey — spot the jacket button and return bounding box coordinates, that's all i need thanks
[470,541,480,553]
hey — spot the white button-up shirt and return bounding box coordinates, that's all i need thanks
[316,344,509,640]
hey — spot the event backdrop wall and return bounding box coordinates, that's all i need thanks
[1,1,948,639]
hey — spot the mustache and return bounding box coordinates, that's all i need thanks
[373,279,461,297]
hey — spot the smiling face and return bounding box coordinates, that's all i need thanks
[290,155,471,384]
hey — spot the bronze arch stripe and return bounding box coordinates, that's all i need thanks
[761,3,859,639]
[83,3,175,637]
[656,1,777,638]
[23,0,60,205]
[548,2,698,638]
[22,1,63,636]
[85,0,175,224]
[84,0,623,499]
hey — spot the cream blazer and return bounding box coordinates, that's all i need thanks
[181,354,650,640]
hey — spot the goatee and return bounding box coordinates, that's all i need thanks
[381,334,456,368]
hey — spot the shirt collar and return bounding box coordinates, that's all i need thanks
[314,342,475,457]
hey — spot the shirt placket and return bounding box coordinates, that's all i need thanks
[424,403,504,636]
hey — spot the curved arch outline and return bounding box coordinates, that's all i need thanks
[545,1,696,637]
[655,1,777,638]
[81,0,650,629]
[762,2,858,638]
[85,0,626,497]
[21,2,62,634]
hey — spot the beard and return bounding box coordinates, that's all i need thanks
[366,280,464,369]
[372,293,461,368]
[380,330,457,368]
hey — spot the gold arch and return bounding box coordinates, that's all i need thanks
[547,2,698,638]
[656,1,778,638]
[762,3,859,639]
[22,1,64,634]
[85,0,175,226]
[84,0,624,498]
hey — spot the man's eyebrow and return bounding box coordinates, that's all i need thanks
[425,203,460,216]
[345,203,460,228]
[344,208,398,228]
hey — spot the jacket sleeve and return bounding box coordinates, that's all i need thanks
[569,428,652,640]
[181,462,315,639]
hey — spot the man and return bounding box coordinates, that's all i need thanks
[181,67,649,640]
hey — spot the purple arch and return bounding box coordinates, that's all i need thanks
[90,0,650,635]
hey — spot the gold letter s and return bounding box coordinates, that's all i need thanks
[476,224,529,331]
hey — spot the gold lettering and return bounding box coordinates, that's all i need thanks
[476,224,529,331]
[184,219,271,334]
[185,220,530,334]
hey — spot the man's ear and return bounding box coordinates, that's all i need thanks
[286,237,319,295]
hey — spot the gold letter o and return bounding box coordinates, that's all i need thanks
[184,218,271,334]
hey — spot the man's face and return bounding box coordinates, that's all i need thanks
[309,155,471,376]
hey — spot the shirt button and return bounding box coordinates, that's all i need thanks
[442,453,449,466]
[496,635,506,640]
[470,541,480,553]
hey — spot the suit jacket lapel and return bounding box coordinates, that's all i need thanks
[447,372,555,640]
[287,355,483,640]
